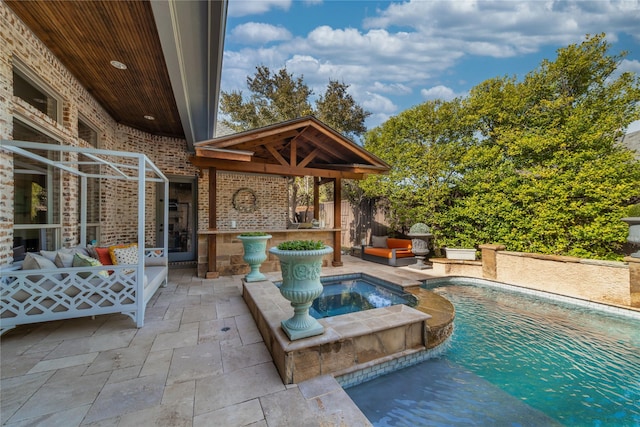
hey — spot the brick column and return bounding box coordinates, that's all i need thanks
[624,256,640,307]
[479,244,506,280]
[206,167,219,278]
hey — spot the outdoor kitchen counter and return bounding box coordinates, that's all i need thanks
[197,229,342,278]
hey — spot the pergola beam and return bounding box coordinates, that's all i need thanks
[190,157,364,179]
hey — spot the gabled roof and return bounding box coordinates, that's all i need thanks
[190,116,390,179]
[5,0,227,146]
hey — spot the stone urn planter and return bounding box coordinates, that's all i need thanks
[269,240,333,340]
[407,222,433,270]
[238,233,272,282]
[445,247,477,260]
[622,217,640,258]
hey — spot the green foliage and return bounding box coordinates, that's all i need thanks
[276,240,326,251]
[364,34,640,260]
[220,66,313,131]
[239,232,269,237]
[316,80,371,139]
[220,66,370,139]
[627,204,640,217]
[362,98,473,231]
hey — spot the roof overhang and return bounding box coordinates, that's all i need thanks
[151,0,227,149]
[5,0,227,148]
[190,116,390,179]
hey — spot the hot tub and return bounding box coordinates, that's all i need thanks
[276,272,418,319]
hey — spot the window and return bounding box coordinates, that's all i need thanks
[77,162,101,244]
[78,117,99,147]
[13,63,60,122]
[12,120,61,253]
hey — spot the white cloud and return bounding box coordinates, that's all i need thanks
[371,81,412,96]
[363,0,640,59]
[227,0,292,17]
[361,92,397,115]
[230,22,292,44]
[619,59,640,74]
[420,85,466,101]
[221,0,640,129]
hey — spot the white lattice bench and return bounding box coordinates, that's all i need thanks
[0,249,167,335]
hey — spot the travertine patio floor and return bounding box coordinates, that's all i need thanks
[0,256,438,426]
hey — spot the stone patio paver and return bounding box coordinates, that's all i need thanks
[0,260,426,426]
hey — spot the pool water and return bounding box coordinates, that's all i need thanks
[346,281,640,426]
[309,274,417,319]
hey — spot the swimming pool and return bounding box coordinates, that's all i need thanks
[346,278,640,426]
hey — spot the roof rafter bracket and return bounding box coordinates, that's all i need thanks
[298,148,320,168]
[265,144,290,167]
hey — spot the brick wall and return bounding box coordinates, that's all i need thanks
[216,172,288,230]
[0,4,187,261]
[0,3,290,264]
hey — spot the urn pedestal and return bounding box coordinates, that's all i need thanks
[407,233,433,270]
[269,246,333,340]
[238,234,272,282]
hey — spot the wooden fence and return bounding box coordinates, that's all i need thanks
[319,201,390,249]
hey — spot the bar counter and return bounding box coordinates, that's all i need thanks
[197,228,342,278]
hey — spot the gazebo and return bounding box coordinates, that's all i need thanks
[189,116,390,278]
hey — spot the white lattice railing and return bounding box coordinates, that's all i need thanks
[0,249,167,335]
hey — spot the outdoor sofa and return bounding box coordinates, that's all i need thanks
[361,236,416,266]
[0,244,167,335]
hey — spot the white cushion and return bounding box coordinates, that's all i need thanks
[22,253,62,281]
[144,256,167,267]
[112,245,138,264]
[54,252,75,268]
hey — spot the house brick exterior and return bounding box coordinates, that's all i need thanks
[0,2,288,265]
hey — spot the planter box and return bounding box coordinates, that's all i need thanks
[445,247,476,260]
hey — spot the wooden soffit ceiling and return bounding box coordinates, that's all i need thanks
[191,116,390,180]
[6,0,227,145]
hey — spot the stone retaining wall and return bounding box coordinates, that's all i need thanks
[431,245,638,308]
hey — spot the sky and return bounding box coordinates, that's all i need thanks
[220,0,640,134]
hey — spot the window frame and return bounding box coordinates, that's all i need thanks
[12,118,63,252]
[12,59,62,123]
[77,114,100,147]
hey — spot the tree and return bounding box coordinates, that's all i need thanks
[220,66,370,139]
[220,66,313,131]
[316,80,370,140]
[220,66,372,219]
[363,34,640,259]
[441,34,640,259]
[361,98,473,231]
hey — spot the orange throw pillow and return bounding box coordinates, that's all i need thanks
[94,247,113,266]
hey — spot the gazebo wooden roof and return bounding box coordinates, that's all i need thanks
[190,116,390,179]
[192,116,390,278]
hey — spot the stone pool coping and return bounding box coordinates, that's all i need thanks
[243,275,455,384]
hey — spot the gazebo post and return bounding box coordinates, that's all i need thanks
[313,177,320,222]
[206,167,219,278]
[332,177,343,266]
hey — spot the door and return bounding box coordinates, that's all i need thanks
[157,177,196,262]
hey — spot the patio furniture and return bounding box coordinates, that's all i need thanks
[0,141,169,334]
[361,236,416,266]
